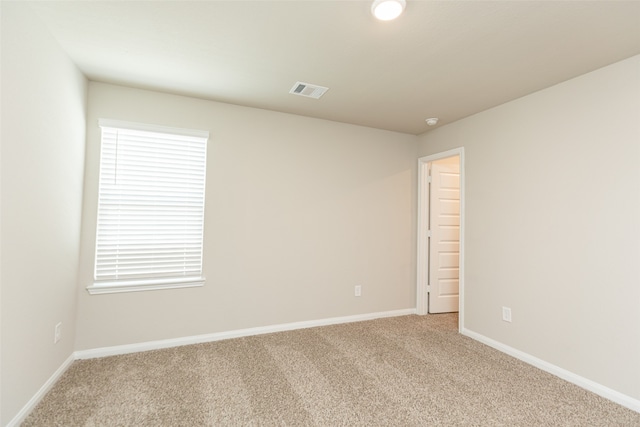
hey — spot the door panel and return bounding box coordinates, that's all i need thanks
[428,157,460,313]
[438,253,459,269]
[439,279,459,295]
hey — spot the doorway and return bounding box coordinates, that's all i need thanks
[417,148,465,331]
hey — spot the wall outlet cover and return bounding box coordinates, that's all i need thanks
[502,307,512,323]
[54,322,62,344]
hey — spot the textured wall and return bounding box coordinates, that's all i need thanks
[417,55,640,401]
[74,82,418,350]
[1,3,87,424]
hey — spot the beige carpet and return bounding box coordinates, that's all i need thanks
[24,314,640,426]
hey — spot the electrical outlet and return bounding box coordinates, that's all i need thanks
[502,307,512,323]
[54,322,62,344]
[355,285,362,297]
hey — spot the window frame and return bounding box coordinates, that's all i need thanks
[87,119,209,295]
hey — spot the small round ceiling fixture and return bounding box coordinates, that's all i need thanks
[425,118,439,126]
[371,0,406,21]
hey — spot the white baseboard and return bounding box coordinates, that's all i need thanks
[9,308,415,424]
[462,328,640,414]
[75,308,417,360]
[17,310,636,426]
[7,353,75,427]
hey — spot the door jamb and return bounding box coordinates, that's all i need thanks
[416,147,465,333]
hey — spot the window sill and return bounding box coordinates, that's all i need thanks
[87,277,205,295]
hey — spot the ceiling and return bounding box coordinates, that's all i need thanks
[28,1,640,135]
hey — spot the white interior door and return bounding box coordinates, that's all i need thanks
[428,157,460,313]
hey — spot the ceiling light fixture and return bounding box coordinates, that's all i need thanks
[371,0,406,21]
[425,118,439,126]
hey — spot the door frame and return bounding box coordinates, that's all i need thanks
[416,147,465,332]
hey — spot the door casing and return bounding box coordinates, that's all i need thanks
[416,148,465,332]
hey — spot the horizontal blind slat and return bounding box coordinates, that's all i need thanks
[94,122,208,285]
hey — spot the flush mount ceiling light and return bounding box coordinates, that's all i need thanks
[371,0,406,21]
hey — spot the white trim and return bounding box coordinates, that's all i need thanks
[462,328,640,414]
[87,277,204,295]
[9,309,415,423]
[416,148,465,333]
[6,353,75,427]
[75,308,417,359]
[11,309,640,423]
[98,118,209,139]
[416,158,430,316]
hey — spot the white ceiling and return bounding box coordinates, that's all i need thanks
[29,1,640,135]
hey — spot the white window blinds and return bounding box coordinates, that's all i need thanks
[91,119,208,294]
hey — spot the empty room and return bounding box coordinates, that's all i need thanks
[2,1,639,425]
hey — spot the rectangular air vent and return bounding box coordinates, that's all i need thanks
[289,81,329,99]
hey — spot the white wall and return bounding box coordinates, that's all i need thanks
[0,3,87,425]
[417,55,640,401]
[74,82,417,350]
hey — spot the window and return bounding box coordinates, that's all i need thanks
[87,119,209,295]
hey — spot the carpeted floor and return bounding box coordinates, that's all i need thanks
[24,314,640,426]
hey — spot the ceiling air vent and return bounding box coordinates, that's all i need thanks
[289,82,329,99]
